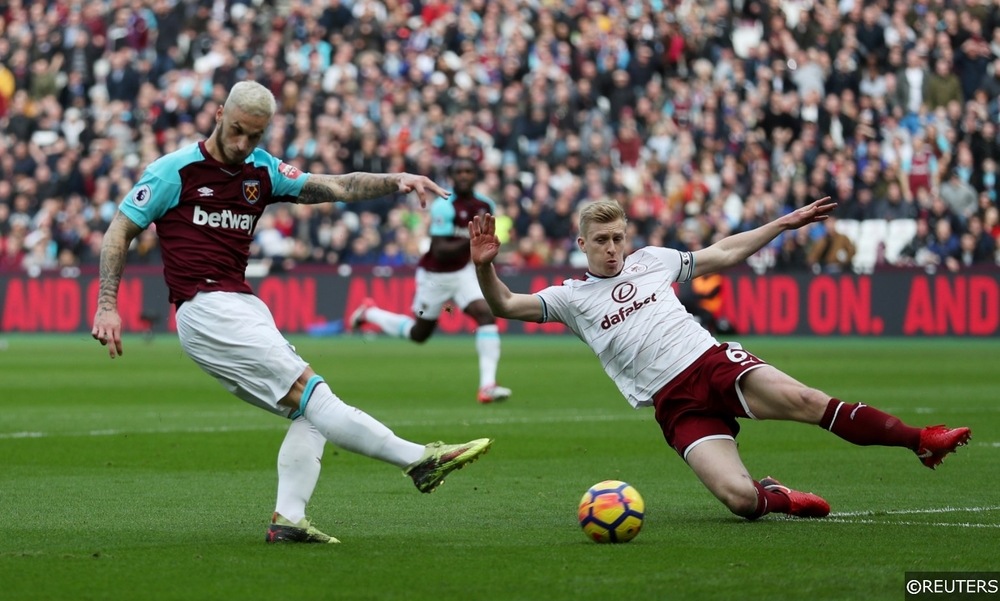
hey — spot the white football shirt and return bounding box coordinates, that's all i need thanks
[536,247,717,408]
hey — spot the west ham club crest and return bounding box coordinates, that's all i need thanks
[243,180,261,204]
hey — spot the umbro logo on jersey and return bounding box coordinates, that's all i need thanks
[197,187,215,197]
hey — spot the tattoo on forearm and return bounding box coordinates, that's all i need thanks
[97,246,125,310]
[97,215,140,310]
[300,173,400,204]
[298,179,340,205]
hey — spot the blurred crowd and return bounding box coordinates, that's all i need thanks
[1,0,1000,278]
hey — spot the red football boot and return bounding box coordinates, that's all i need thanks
[916,425,972,469]
[760,477,831,518]
[349,297,376,332]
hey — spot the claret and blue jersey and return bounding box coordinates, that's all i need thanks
[418,191,495,272]
[118,141,308,304]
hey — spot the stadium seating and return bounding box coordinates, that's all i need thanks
[853,219,888,273]
[833,219,861,245]
[833,219,917,273]
[833,219,862,270]
[883,219,918,265]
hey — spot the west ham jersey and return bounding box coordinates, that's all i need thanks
[418,191,495,272]
[118,141,309,304]
[536,247,717,408]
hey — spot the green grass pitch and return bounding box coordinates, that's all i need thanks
[0,334,997,601]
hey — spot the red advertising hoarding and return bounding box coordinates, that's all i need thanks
[1,267,997,336]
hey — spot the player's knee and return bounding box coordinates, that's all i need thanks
[716,482,758,517]
[795,387,830,422]
[771,385,829,423]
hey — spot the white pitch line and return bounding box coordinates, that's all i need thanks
[0,412,646,440]
[0,424,285,440]
[821,518,1000,529]
[818,506,1000,530]
[831,506,1000,518]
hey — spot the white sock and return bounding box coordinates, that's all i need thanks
[274,417,326,523]
[476,324,501,388]
[365,306,415,339]
[303,381,424,468]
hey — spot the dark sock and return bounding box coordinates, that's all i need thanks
[819,399,921,450]
[747,480,791,519]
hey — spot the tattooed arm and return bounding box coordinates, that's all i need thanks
[92,212,144,358]
[298,172,449,208]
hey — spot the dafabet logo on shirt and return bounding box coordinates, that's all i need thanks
[601,282,658,329]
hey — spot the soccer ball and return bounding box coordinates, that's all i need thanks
[577,480,645,543]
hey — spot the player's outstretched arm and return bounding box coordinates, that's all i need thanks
[92,212,144,358]
[692,196,836,277]
[469,214,544,322]
[299,173,449,208]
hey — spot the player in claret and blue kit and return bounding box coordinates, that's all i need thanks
[91,81,493,544]
[350,157,511,404]
[470,198,971,520]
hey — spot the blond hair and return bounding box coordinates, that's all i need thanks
[578,199,627,238]
[224,81,277,118]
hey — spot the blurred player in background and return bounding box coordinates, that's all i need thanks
[469,198,971,520]
[91,81,493,544]
[351,157,511,404]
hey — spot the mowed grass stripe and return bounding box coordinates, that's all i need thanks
[1,335,997,601]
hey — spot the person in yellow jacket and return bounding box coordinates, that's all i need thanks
[681,272,737,335]
[0,62,16,116]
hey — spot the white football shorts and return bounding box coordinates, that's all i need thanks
[175,291,307,417]
[411,263,484,319]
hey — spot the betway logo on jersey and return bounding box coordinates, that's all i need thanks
[192,205,257,233]
[600,293,658,329]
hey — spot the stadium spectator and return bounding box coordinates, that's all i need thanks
[875,180,919,221]
[976,159,998,204]
[349,156,512,404]
[893,48,930,119]
[773,226,812,272]
[924,57,964,111]
[90,81,493,544]
[903,134,940,201]
[928,217,963,271]
[469,199,971,521]
[959,214,997,266]
[806,215,856,274]
[983,204,1000,242]
[957,17,993,100]
[0,218,28,271]
[0,0,998,276]
[897,217,939,268]
[939,168,980,225]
